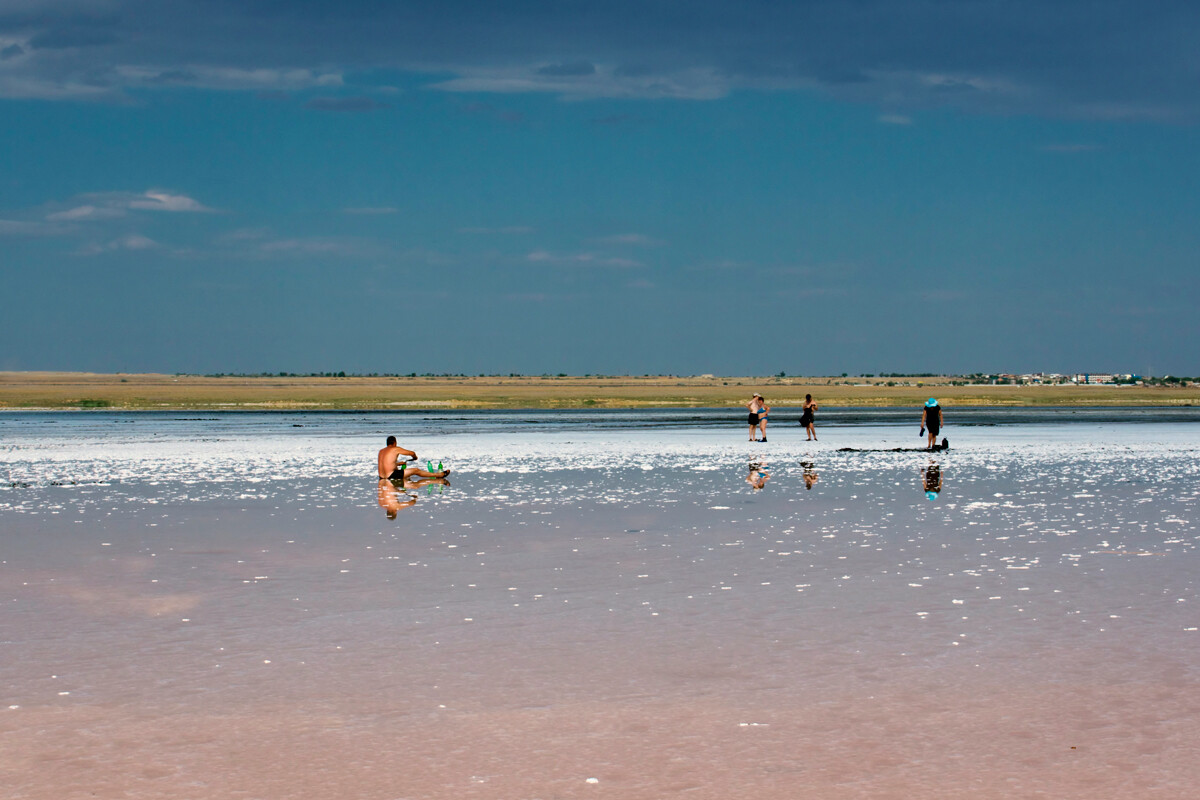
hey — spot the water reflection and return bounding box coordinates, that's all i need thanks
[923,462,943,501]
[377,476,450,519]
[801,461,819,490]
[747,458,770,490]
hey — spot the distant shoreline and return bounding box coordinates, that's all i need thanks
[2,372,1197,411]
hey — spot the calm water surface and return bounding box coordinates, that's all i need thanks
[2,409,1199,798]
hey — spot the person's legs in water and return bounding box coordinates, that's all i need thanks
[404,464,451,479]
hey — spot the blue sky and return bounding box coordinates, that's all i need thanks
[2,1,1198,375]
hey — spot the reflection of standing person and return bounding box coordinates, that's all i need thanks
[800,394,818,441]
[923,462,943,500]
[747,460,770,490]
[747,395,764,442]
[921,398,943,450]
[801,460,819,490]
[757,397,771,442]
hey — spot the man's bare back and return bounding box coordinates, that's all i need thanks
[378,440,416,479]
[377,436,449,480]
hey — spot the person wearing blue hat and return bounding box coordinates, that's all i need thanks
[920,398,943,450]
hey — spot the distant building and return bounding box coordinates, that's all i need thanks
[1075,373,1115,384]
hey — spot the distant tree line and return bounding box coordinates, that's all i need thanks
[187,371,1196,383]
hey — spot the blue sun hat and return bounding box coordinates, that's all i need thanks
[926,490,939,501]
[925,397,939,407]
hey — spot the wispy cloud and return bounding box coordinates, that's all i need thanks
[591,233,662,246]
[433,65,730,101]
[459,101,525,123]
[460,226,534,235]
[304,96,387,112]
[128,191,214,212]
[503,292,551,303]
[0,218,76,237]
[590,113,646,125]
[1039,143,1104,153]
[526,250,642,268]
[67,190,217,214]
[3,2,1198,119]
[115,66,343,92]
[257,237,370,257]
[77,233,160,255]
[344,206,399,215]
[45,204,126,221]
[878,113,913,125]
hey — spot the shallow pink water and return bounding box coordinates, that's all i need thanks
[2,419,1198,798]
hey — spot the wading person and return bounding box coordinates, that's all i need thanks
[800,394,818,441]
[921,398,943,450]
[757,396,771,442]
[746,395,764,442]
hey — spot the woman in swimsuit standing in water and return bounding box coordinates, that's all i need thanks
[757,396,771,442]
[800,394,818,440]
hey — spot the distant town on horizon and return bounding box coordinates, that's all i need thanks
[180,371,1196,386]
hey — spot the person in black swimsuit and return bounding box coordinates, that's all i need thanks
[921,399,943,450]
[800,394,818,440]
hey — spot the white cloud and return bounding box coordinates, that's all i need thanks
[433,65,729,101]
[127,191,214,212]
[253,236,388,259]
[259,238,355,255]
[1039,143,1104,153]
[114,65,343,91]
[344,206,399,215]
[78,233,160,255]
[59,189,217,215]
[460,225,534,235]
[592,233,662,246]
[218,227,272,243]
[46,204,126,221]
[878,113,913,125]
[526,250,642,268]
[0,218,75,236]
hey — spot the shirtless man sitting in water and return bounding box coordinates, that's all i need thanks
[378,435,449,481]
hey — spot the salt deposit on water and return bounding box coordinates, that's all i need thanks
[1,408,1199,799]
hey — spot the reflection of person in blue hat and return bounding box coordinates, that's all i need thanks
[923,463,942,499]
[920,397,943,450]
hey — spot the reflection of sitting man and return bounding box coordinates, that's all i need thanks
[377,474,450,519]
[378,478,417,519]
[801,461,819,490]
[747,460,770,490]
[923,463,943,500]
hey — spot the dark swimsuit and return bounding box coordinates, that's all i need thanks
[800,407,814,426]
[925,409,941,437]
[748,412,760,425]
